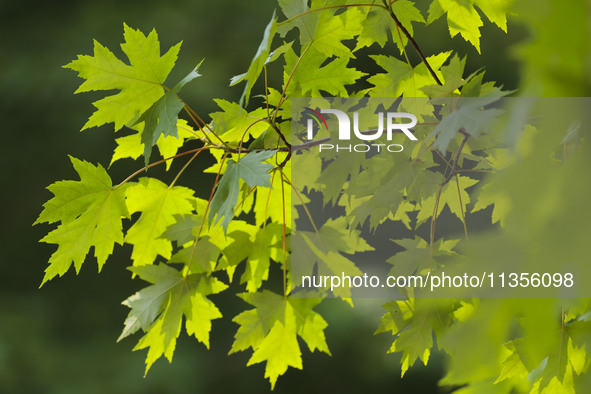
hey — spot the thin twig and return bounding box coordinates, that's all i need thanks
[383,0,442,86]
[185,154,228,277]
[113,147,208,189]
[206,137,331,155]
[267,119,291,149]
[441,130,469,187]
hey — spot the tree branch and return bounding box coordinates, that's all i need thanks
[384,0,443,86]
[267,119,291,149]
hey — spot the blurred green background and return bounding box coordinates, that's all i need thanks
[1,0,586,392]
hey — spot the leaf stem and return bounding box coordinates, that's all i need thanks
[169,149,204,188]
[280,171,320,235]
[264,66,271,118]
[272,43,312,122]
[183,102,230,148]
[185,153,229,277]
[280,167,288,299]
[113,147,208,189]
[455,175,469,240]
[441,131,469,187]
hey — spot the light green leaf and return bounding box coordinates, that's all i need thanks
[118,264,183,341]
[368,51,451,98]
[391,1,426,53]
[230,291,286,354]
[433,0,484,53]
[474,0,511,32]
[289,298,330,354]
[231,11,277,106]
[124,264,226,374]
[64,23,180,131]
[161,214,201,246]
[137,92,185,165]
[277,0,317,42]
[209,150,277,232]
[355,9,394,50]
[137,63,202,165]
[310,7,364,58]
[284,47,366,97]
[387,237,459,277]
[125,178,196,266]
[35,156,129,285]
[495,342,529,383]
[209,100,269,143]
[239,224,284,292]
[471,182,511,227]
[421,54,469,96]
[169,236,221,274]
[231,291,328,389]
[111,119,196,170]
[416,176,479,226]
[297,218,373,297]
[247,306,302,390]
[253,164,291,226]
[279,0,364,58]
[429,97,503,153]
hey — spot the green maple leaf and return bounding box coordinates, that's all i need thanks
[390,0,426,53]
[356,2,425,54]
[120,264,227,374]
[137,92,184,165]
[494,341,530,384]
[239,224,284,292]
[316,151,364,205]
[347,157,423,230]
[421,54,469,96]
[277,0,317,43]
[230,291,286,354]
[118,264,183,341]
[65,23,181,131]
[429,97,503,153]
[248,309,302,389]
[296,217,373,297]
[379,300,455,377]
[355,9,394,50]
[474,0,511,32]
[391,321,434,377]
[136,62,202,166]
[125,178,196,266]
[111,119,197,170]
[230,11,278,106]
[289,298,330,354]
[279,0,364,58]
[217,230,253,268]
[416,175,479,226]
[35,156,129,285]
[284,47,366,97]
[209,100,269,143]
[169,236,221,274]
[208,150,276,232]
[368,51,451,98]
[387,236,459,278]
[471,182,511,227]
[309,6,364,58]
[253,163,291,226]
[428,0,483,53]
[230,291,329,389]
[161,214,201,246]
